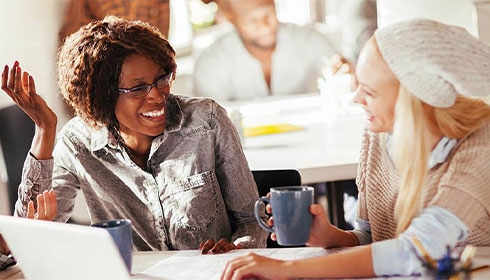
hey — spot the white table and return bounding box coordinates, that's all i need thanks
[2,247,489,279]
[227,93,365,185]
[130,247,490,279]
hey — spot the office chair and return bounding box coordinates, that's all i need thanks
[324,178,359,231]
[252,169,302,248]
[0,105,35,215]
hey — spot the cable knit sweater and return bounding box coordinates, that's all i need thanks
[356,122,490,246]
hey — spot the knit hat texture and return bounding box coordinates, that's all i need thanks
[375,19,490,108]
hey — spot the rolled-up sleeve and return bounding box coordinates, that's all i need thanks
[14,153,54,218]
[372,206,468,276]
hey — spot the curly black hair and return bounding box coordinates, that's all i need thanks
[57,15,176,129]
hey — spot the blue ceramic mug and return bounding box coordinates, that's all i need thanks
[91,219,133,272]
[254,186,314,246]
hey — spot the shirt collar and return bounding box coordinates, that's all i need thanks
[428,136,457,168]
[386,133,457,169]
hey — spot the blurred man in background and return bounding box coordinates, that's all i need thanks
[193,0,338,102]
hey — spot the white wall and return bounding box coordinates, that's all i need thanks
[474,1,490,44]
[0,0,66,117]
[0,0,66,215]
[377,0,484,40]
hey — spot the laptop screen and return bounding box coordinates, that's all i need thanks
[0,215,130,280]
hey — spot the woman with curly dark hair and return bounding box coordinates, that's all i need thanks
[1,16,267,253]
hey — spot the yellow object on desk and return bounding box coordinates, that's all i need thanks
[244,124,304,137]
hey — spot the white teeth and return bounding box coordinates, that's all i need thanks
[142,108,165,117]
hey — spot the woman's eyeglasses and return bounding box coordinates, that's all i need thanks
[118,72,173,98]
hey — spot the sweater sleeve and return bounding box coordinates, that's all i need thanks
[427,124,490,247]
[430,131,490,230]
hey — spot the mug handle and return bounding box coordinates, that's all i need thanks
[254,196,274,233]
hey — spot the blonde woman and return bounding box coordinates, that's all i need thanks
[221,19,490,279]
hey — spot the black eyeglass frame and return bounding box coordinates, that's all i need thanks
[117,72,174,97]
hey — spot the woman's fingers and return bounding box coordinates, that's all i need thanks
[200,239,215,254]
[1,61,57,131]
[267,216,274,227]
[265,203,272,214]
[36,193,46,220]
[209,238,230,254]
[1,65,13,99]
[14,66,23,97]
[45,189,58,220]
[27,201,35,219]
[219,242,237,254]
[3,63,18,101]
[270,233,277,241]
[24,190,58,221]
[37,190,57,220]
[310,204,327,218]
[7,62,17,90]
[221,253,256,280]
[211,238,229,253]
[202,238,240,254]
[28,74,37,98]
[3,61,27,103]
[221,253,281,280]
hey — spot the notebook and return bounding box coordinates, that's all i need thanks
[0,215,130,280]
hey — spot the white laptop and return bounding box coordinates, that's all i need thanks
[0,215,130,280]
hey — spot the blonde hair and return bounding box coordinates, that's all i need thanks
[392,87,490,235]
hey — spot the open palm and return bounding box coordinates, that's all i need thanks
[1,61,57,130]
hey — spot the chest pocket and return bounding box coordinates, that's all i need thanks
[165,170,219,231]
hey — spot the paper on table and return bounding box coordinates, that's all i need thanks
[243,124,304,137]
[134,247,327,280]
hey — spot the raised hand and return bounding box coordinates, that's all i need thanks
[1,61,58,159]
[26,189,58,221]
[1,61,57,129]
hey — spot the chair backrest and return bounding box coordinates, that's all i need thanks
[252,169,302,197]
[0,106,35,214]
[252,169,302,248]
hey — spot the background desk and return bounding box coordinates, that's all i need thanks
[228,93,365,185]
[228,94,365,228]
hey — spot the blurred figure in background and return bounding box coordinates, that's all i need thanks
[59,0,171,42]
[339,0,377,66]
[193,0,338,102]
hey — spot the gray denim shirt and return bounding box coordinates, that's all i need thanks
[15,94,267,251]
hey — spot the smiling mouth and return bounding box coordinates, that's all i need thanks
[142,107,165,117]
[363,110,374,121]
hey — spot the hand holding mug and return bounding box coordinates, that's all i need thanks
[254,186,314,246]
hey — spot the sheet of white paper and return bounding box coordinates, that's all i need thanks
[133,247,328,280]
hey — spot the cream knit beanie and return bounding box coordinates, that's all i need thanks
[374,19,490,108]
